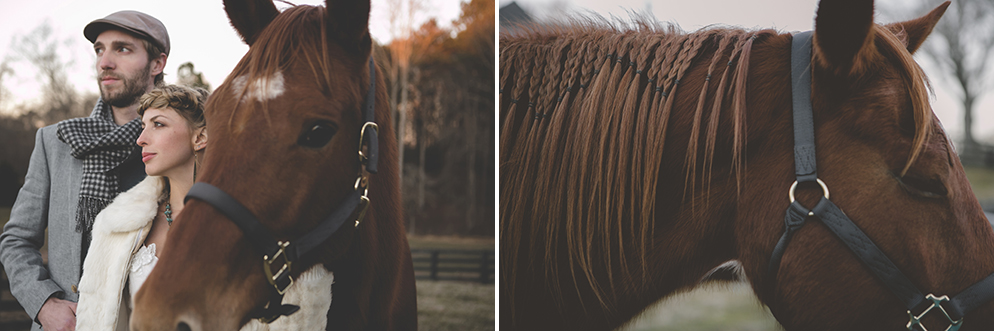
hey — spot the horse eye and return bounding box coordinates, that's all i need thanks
[299,123,337,148]
[899,175,948,198]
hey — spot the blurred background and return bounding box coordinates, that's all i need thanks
[501,0,994,329]
[0,0,494,330]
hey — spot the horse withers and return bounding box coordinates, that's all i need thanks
[130,0,416,330]
[500,0,994,330]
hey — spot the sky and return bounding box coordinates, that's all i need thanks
[500,0,994,144]
[0,0,463,114]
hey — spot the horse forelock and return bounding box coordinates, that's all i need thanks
[500,18,777,316]
[869,24,934,176]
[215,4,358,133]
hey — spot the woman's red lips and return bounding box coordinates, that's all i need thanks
[142,152,156,163]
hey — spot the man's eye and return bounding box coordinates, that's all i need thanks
[95,48,103,55]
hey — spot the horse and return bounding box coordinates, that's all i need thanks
[500,0,994,330]
[129,0,417,330]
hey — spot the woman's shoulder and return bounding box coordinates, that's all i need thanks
[92,176,165,233]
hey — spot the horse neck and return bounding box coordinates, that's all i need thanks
[325,76,416,329]
[500,27,793,329]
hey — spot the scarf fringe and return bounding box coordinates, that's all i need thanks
[76,196,111,234]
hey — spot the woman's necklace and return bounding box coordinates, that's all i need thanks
[164,202,173,226]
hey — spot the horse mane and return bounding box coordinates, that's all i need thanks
[500,17,770,313]
[500,17,936,316]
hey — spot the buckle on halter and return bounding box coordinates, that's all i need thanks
[907,294,963,331]
[358,122,378,165]
[354,196,370,227]
[263,241,294,295]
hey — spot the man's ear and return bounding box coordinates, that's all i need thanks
[193,127,207,151]
[150,53,167,77]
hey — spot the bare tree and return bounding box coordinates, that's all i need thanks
[386,0,426,189]
[177,62,212,91]
[1,21,96,193]
[8,21,84,121]
[885,0,994,159]
[0,59,13,114]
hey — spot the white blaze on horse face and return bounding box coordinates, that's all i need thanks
[231,71,286,102]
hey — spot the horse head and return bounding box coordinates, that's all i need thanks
[130,1,415,330]
[740,1,994,329]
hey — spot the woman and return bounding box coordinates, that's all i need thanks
[74,84,208,331]
[74,85,334,330]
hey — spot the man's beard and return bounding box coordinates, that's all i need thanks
[99,62,152,108]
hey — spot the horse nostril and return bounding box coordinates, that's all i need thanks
[176,322,192,331]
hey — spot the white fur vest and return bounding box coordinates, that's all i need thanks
[75,176,334,330]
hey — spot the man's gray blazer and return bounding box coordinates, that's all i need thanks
[1,125,84,328]
[0,123,142,330]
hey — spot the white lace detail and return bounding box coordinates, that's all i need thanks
[128,243,158,309]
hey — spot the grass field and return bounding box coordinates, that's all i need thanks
[620,283,777,331]
[417,280,495,331]
[409,236,494,330]
[965,167,994,202]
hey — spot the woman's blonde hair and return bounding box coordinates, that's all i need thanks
[138,84,210,129]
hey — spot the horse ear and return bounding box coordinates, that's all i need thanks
[325,0,372,55]
[813,0,876,76]
[224,0,280,45]
[884,1,949,54]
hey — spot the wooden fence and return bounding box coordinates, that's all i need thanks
[411,249,494,283]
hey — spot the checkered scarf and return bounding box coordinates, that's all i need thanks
[57,98,142,234]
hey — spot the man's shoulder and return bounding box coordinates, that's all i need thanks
[35,123,62,145]
[37,116,86,140]
[32,121,76,157]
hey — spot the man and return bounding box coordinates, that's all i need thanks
[0,11,169,331]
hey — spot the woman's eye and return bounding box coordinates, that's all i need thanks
[298,123,337,148]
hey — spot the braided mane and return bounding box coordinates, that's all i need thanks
[500,19,775,312]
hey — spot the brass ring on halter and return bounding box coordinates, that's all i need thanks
[358,122,378,165]
[788,178,830,203]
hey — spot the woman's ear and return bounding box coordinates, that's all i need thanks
[193,127,208,151]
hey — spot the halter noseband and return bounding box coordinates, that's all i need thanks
[184,57,379,323]
[770,31,994,331]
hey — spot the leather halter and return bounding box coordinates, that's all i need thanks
[770,31,994,331]
[184,57,379,323]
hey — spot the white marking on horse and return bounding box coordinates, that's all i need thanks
[232,71,286,102]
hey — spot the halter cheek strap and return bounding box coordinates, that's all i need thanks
[770,31,994,331]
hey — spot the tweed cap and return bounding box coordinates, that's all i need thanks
[84,10,170,56]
